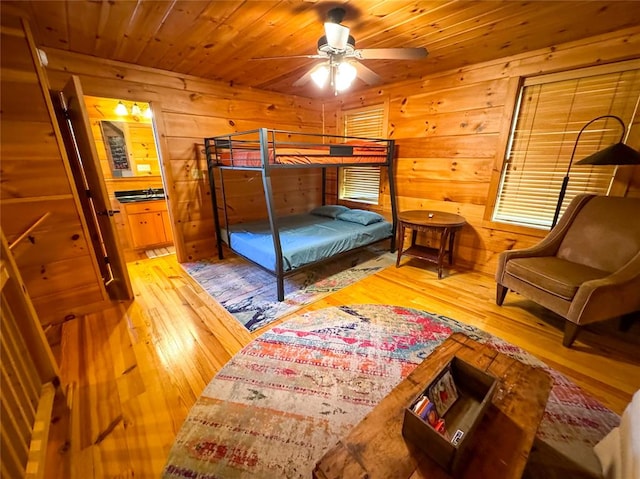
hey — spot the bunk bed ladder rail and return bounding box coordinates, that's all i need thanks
[205,138,225,259]
[387,139,398,252]
[260,128,287,301]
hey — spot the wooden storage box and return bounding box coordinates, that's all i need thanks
[402,356,498,476]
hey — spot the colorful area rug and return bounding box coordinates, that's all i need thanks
[181,246,395,332]
[163,305,619,479]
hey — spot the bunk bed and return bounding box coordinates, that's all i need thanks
[204,128,398,301]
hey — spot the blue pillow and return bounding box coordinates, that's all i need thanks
[310,205,350,219]
[337,209,385,226]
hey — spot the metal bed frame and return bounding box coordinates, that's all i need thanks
[204,128,398,301]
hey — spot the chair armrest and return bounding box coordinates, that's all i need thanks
[496,195,595,282]
[568,251,640,324]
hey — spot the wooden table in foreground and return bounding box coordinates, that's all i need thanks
[313,333,552,479]
[396,210,467,279]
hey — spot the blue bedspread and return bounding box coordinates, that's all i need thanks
[223,214,392,271]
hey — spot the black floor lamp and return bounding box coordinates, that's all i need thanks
[551,114,640,228]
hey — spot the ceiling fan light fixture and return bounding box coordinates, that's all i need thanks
[324,22,350,50]
[335,62,357,92]
[310,64,330,88]
[317,34,355,55]
[286,7,428,94]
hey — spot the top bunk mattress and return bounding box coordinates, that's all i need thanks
[205,129,392,168]
[223,213,392,272]
[216,145,388,167]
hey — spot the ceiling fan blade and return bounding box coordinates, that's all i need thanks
[251,54,326,60]
[292,68,314,87]
[324,22,350,50]
[355,47,428,60]
[353,62,382,86]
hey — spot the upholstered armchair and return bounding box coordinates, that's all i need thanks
[495,194,640,347]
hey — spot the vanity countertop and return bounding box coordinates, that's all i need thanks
[114,188,166,203]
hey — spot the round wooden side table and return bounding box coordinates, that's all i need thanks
[396,210,467,279]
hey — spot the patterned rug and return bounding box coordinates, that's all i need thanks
[163,305,619,479]
[181,246,395,332]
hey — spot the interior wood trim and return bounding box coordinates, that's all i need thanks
[1,195,74,205]
[383,97,390,138]
[0,25,25,38]
[480,219,549,238]
[523,57,640,86]
[43,46,320,105]
[25,382,56,479]
[148,102,185,263]
[483,76,522,223]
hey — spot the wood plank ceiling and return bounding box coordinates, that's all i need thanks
[10,1,640,98]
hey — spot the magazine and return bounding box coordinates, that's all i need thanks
[427,364,459,417]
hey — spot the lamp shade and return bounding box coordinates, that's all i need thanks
[575,142,640,166]
[310,64,330,88]
[115,101,128,116]
[324,22,350,50]
[335,62,357,91]
[551,114,639,229]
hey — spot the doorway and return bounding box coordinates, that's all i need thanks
[82,96,174,262]
[55,75,174,302]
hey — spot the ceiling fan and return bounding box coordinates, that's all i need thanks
[255,7,428,95]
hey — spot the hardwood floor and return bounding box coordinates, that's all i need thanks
[49,254,640,478]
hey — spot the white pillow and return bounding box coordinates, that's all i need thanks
[594,389,640,479]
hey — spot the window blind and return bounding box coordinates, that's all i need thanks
[493,65,640,229]
[340,106,385,204]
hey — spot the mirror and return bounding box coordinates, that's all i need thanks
[87,96,160,179]
[100,121,133,177]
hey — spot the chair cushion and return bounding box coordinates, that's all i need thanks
[557,196,640,273]
[506,257,608,301]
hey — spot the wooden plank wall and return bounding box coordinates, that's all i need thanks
[43,49,326,262]
[327,26,640,276]
[5,11,639,312]
[0,13,107,341]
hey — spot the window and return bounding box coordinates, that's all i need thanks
[493,62,640,229]
[339,105,386,204]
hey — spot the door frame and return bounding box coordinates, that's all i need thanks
[147,104,184,262]
[53,77,182,274]
[78,95,176,261]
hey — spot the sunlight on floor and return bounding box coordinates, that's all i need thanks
[145,245,176,258]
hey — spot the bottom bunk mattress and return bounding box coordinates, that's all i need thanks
[222,213,392,272]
